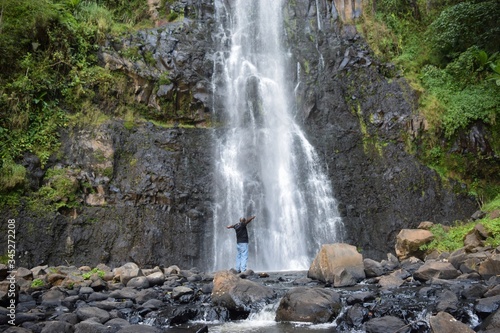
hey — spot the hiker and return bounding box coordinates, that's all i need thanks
[226,215,256,273]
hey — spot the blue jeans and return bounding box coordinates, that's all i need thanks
[236,242,249,272]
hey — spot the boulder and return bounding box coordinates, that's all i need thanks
[308,243,365,287]
[75,306,110,323]
[395,229,434,260]
[145,271,165,286]
[377,275,404,289]
[479,308,500,332]
[211,270,275,312]
[114,262,143,286]
[364,258,384,277]
[364,316,410,333]
[475,295,500,315]
[275,287,341,324]
[74,319,108,333]
[126,276,150,289]
[40,321,74,333]
[413,261,461,281]
[478,254,500,279]
[436,290,459,313]
[15,267,33,281]
[429,311,475,333]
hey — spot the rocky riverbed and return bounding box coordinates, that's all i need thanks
[2,221,500,333]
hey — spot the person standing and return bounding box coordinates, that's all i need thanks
[226,215,256,273]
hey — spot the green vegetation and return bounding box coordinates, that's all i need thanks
[24,167,81,213]
[421,194,500,253]
[360,0,500,202]
[31,278,46,288]
[82,267,106,280]
[0,0,189,212]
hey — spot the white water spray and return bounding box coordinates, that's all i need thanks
[210,0,343,272]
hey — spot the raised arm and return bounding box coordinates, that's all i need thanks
[226,224,235,229]
[245,216,256,225]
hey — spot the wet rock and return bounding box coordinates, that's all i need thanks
[172,286,193,300]
[345,303,370,328]
[15,268,33,281]
[109,288,138,300]
[414,261,461,281]
[76,306,110,323]
[479,308,500,332]
[346,291,376,305]
[115,325,163,332]
[429,311,475,333]
[74,319,108,333]
[211,270,275,312]
[145,272,165,286]
[364,315,410,333]
[475,294,500,315]
[308,243,365,287]
[378,275,404,289]
[275,287,341,324]
[436,290,459,313]
[478,254,500,279]
[126,276,150,289]
[40,321,74,333]
[41,288,68,308]
[363,258,384,277]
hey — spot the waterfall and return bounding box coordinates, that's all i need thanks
[210,0,343,272]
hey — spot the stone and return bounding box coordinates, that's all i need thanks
[475,295,500,315]
[115,325,163,333]
[126,276,150,289]
[146,271,165,286]
[74,319,108,333]
[413,261,461,281]
[400,256,424,274]
[211,270,275,312]
[172,286,193,300]
[429,311,475,333]
[417,221,434,230]
[136,289,158,304]
[479,308,500,331]
[41,288,67,307]
[75,306,110,323]
[395,229,434,260]
[164,265,181,276]
[114,263,143,286]
[436,290,459,313]
[15,267,33,281]
[105,318,130,330]
[275,287,341,324]
[40,321,74,333]
[308,243,365,286]
[478,254,500,279]
[378,275,404,289]
[364,316,410,333]
[109,288,138,300]
[363,258,384,277]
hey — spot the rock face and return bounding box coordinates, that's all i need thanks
[3,123,214,269]
[284,0,478,260]
[307,243,365,286]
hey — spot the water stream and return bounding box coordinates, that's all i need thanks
[210,0,343,272]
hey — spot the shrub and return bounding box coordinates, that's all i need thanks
[0,157,26,192]
[427,1,500,64]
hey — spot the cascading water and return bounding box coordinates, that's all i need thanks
[210,0,343,272]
